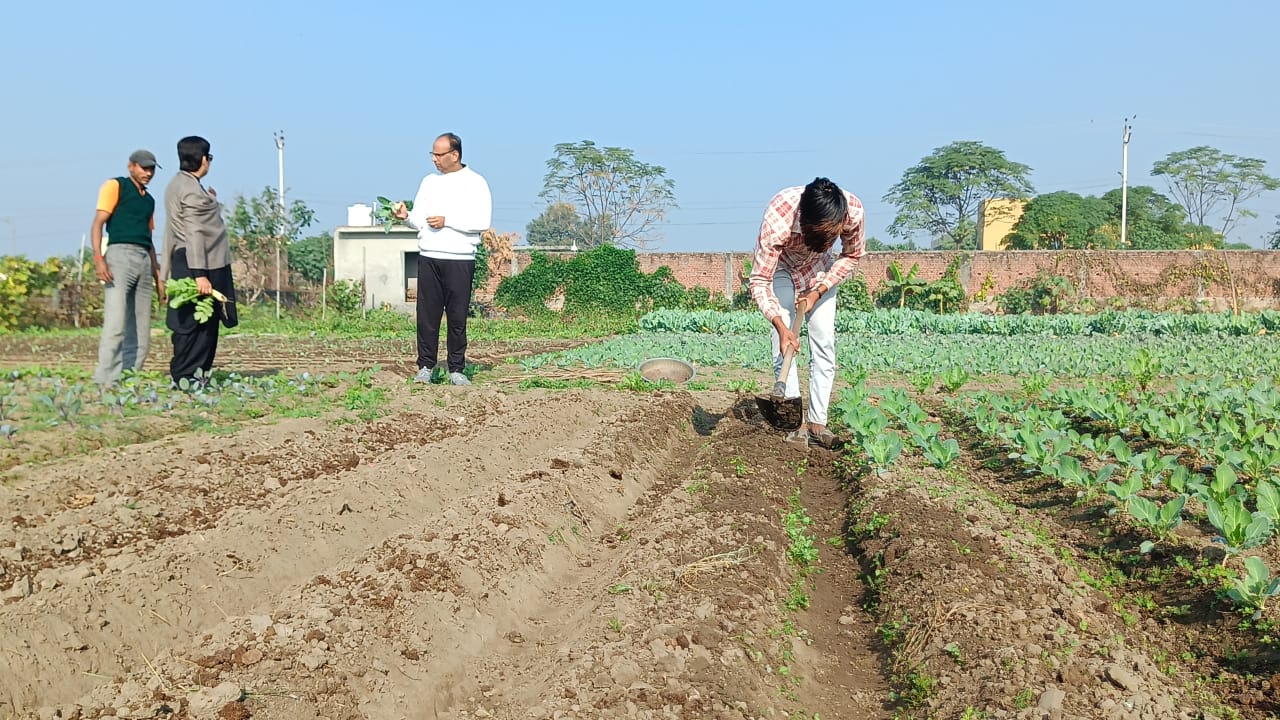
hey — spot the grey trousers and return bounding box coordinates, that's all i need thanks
[94,244,154,384]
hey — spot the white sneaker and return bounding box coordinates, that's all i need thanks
[449,372,471,386]
[414,367,434,384]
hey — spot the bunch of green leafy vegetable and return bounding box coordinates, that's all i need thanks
[372,196,413,233]
[165,278,215,323]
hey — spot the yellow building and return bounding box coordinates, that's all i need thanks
[977,198,1027,251]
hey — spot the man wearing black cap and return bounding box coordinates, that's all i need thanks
[91,149,164,385]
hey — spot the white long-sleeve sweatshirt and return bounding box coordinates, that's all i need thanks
[405,165,493,260]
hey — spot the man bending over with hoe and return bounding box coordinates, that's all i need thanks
[749,177,866,449]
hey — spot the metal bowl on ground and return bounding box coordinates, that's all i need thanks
[638,357,696,384]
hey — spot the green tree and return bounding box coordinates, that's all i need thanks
[884,141,1033,250]
[1003,192,1111,250]
[226,187,315,302]
[287,232,332,284]
[1182,224,1224,249]
[1099,186,1188,249]
[865,236,919,251]
[539,140,676,248]
[526,202,592,248]
[1267,215,1280,250]
[1151,146,1280,241]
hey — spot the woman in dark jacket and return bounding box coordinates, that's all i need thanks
[161,136,237,386]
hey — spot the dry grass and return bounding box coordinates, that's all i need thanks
[894,600,1005,674]
[136,645,171,692]
[673,545,754,588]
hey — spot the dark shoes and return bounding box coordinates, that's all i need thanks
[809,428,844,450]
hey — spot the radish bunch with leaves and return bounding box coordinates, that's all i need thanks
[372,196,413,233]
[165,278,225,323]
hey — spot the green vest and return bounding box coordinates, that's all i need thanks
[105,177,155,247]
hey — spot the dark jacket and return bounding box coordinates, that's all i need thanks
[161,171,230,279]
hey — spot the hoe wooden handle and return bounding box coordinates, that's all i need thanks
[775,298,808,386]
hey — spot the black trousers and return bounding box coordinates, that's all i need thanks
[171,317,220,384]
[167,248,235,384]
[416,255,474,373]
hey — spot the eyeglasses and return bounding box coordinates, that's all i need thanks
[431,149,456,158]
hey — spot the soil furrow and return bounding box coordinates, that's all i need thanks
[10,391,892,720]
[0,388,675,711]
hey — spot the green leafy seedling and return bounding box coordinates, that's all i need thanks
[1207,495,1274,561]
[1227,556,1280,618]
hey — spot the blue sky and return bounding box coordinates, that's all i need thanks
[2,0,1278,259]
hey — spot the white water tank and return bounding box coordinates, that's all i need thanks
[346,203,373,226]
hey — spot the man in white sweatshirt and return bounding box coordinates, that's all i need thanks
[394,132,492,385]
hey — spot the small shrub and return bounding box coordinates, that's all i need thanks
[873,261,927,310]
[682,286,732,312]
[0,256,64,331]
[837,274,873,313]
[921,275,966,314]
[472,240,489,291]
[996,284,1033,315]
[872,259,967,314]
[328,279,365,315]
[645,265,687,310]
[997,273,1074,315]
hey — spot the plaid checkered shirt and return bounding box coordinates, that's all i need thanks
[749,186,866,322]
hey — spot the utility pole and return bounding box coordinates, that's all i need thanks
[76,233,86,327]
[1120,116,1134,248]
[274,131,285,319]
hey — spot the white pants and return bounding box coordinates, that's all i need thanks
[769,270,837,426]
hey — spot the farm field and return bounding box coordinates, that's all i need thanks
[2,309,1279,720]
[0,331,587,377]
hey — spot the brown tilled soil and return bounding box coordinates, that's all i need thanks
[0,334,585,375]
[0,379,889,720]
[844,397,1280,720]
[3,339,1276,720]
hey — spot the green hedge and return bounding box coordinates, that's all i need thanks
[495,245,686,317]
[637,308,1280,337]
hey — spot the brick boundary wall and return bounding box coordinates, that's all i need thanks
[479,249,1280,310]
